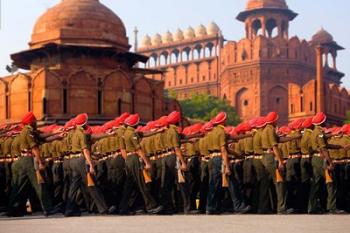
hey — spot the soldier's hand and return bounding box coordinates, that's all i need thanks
[145,162,152,170]
[89,166,96,175]
[278,161,285,172]
[180,162,187,171]
[225,166,231,176]
[328,162,334,171]
[38,162,45,171]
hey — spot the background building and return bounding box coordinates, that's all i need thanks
[0,0,179,124]
[138,0,348,125]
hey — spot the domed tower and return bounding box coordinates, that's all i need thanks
[4,0,169,123]
[237,0,297,39]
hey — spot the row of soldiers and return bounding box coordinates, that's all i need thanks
[0,110,349,217]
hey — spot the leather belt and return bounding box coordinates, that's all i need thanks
[288,155,302,159]
[245,155,254,159]
[70,154,83,159]
[263,149,273,154]
[333,159,347,164]
[254,155,263,160]
[210,152,221,158]
[313,153,322,157]
[301,154,311,159]
[21,153,33,157]
[127,152,136,156]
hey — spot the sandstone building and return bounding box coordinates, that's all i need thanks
[0,0,179,124]
[138,0,348,125]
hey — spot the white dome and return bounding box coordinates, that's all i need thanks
[185,26,196,39]
[162,31,174,43]
[152,33,162,45]
[174,29,184,41]
[207,21,220,35]
[140,35,152,47]
[196,24,207,37]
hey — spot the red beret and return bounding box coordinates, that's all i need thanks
[241,122,252,132]
[190,123,203,135]
[249,118,258,128]
[155,116,169,128]
[265,112,279,124]
[256,117,267,128]
[117,112,131,123]
[341,124,350,135]
[289,119,304,130]
[102,120,115,132]
[202,122,214,132]
[312,112,327,126]
[22,112,37,125]
[301,117,313,129]
[84,125,93,135]
[212,112,227,125]
[74,113,88,126]
[225,126,234,135]
[145,121,157,131]
[182,126,191,136]
[167,111,181,125]
[278,126,291,135]
[124,114,140,127]
[331,127,342,136]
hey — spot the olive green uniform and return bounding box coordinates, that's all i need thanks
[285,131,302,211]
[160,124,190,214]
[308,126,336,213]
[119,126,158,213]
[261,124,286,213]
[7,125,53,216]
[65,126,108,216]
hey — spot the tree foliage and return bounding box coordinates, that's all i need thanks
[179,93,241,125]
[345,111,350,124]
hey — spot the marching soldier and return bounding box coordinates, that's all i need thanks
[64,113,108,217]
[119,114,162,215]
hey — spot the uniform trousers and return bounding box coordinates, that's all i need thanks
[65,157,108,216]
[119,154,157,212]
[308,156,337,212]
[7,157,53,215]
[161,154,190,213]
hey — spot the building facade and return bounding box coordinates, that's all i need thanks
[138,0,348,125]
[0,0,179,124]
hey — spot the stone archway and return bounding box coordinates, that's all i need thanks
[267,86,288,122]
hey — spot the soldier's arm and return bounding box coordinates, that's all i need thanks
[278,135,302,143]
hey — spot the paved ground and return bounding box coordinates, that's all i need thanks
[1,214,350,233]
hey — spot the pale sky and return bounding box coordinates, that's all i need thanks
[0,0,349,86]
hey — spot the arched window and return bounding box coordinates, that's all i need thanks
[266,18,277,38]
[252,19,262,37]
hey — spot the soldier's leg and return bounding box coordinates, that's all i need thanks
[161,154,177,213]
[253,157,270,213]
[206,157,222,213]
[243,158,254,207]
[199,159,209,213]
[326,167,337,212]
[344,162,350,212]
[52,161,64,210]
[186,156,201,211]
[263,154,286,213]
[62,158,71,207]
[308,156,324,213]
[227,161,248,212]
[300,157,312,213]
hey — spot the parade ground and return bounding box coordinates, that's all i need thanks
[1,214,350,233]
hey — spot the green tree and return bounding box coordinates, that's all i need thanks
[179,93,241,125]
[345,111,350,124]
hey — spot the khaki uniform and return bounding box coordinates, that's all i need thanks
[207,125,247,214]
[161,124,190,214]
[119,126,158,213]
[308,126,336,213]
[65,127,108,216]
[261,124,286,213]
[7,125,53,216]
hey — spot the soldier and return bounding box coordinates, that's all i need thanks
[285,119,303,213]
[198,122,213,213]
[64,113,108,217]
[118,114,162,215]
[7,112,55,217]
[308,112,344,214]
[260,112,287,214]
[160,111,189,214]
[206,112,250,214]
[341,124,350,212]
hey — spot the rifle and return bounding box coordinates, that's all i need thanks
[176,157,185,184]
[33,157,45,185]
[139,158,152,184]
[86,164,95,187]
[221,162,229,188]
[324,159,333,184]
